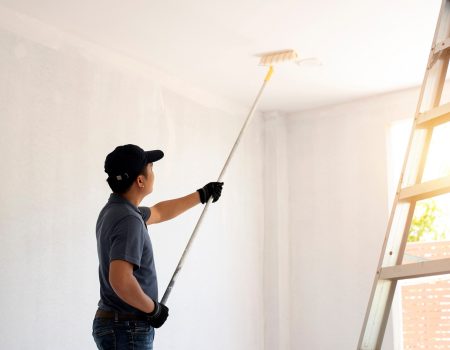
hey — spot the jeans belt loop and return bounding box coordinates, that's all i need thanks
[114,311,119,322]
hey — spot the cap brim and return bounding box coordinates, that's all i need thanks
[145,150,164,163]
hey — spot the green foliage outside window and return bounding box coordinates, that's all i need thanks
[408,200,446,242]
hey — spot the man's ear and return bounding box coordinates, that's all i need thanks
[136,175,145,187]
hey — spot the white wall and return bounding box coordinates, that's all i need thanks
[0,7,265,350]
[3,5,448,350]
[284,88,434,349]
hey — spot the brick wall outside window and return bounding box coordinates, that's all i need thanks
[402,241,450,349]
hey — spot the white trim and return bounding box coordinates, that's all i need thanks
[391,285,404,350]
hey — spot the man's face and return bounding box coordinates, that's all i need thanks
[144,162,154,194]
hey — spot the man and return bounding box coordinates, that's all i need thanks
[92,144,223,350]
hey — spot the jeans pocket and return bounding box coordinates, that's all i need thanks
[92,319,116,349]
[93,327,114,337]
[133,321,151,333]
[131,323,154,349]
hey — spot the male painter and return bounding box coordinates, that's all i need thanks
[92,144,223,349]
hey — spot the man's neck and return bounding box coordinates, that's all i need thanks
[120,189,143,207]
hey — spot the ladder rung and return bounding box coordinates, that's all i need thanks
[399,175,450,201]
[417,101,450,127]
[379,258,450,280]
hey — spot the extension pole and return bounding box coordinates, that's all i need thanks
[161,66,274,304]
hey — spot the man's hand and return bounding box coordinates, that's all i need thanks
[147,300,169,328]
[197,182,224,204]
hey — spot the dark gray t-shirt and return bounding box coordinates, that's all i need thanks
[96,193,158,314]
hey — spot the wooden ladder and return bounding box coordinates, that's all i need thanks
[358,1,450,348]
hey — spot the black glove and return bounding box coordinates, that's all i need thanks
[197,182,224,204]
[147,300,169,328]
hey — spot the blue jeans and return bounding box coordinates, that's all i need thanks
[92,318,155,350]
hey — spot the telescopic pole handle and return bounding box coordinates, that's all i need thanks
[161,66,274,305]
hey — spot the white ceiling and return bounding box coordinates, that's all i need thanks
[0,0,442,112]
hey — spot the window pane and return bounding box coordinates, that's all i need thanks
[403,193,450,264]
[422,122,450,182]
[400,275,450,348]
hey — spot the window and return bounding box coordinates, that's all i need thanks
[388,119,450,349]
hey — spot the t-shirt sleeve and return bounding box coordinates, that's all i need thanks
[110,216,145,268]
[138,206,151,222]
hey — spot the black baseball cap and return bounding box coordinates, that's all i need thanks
[104,144,164,185]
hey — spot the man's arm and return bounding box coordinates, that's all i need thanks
[109,259,155,313]
[147,192,200,225]
[147,182,224,225]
